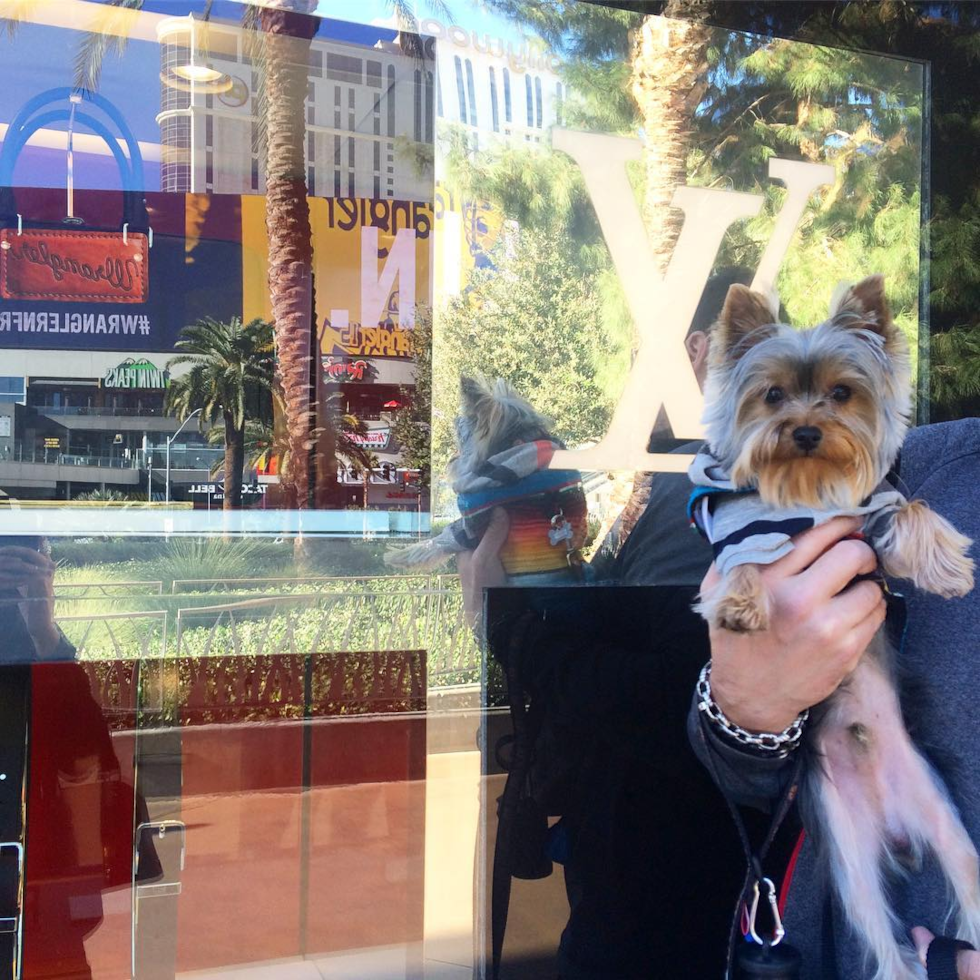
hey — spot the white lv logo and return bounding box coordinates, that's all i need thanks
[548,129,834,474]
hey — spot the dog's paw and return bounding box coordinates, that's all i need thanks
[714,593,771,633]
[879,500,975,598]
[933,545,975,598]
[696,565,771,633]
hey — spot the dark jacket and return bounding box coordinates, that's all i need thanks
[494,456,751,978]
[688,418,980,979]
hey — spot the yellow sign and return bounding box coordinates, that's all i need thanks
[432,187,507,299]
[44,438,60,449]
[242,197,433,361]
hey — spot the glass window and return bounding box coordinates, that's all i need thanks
[425,70,434,143]
[387,64,396,135]
[326,52,362,84]
[0,5,964,980]
[0,378,25,404]
[489,66,500,132]
[466,58,479,128]
[454,54,467,124]
[414,68,422,143]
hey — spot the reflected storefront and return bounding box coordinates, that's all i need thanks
[0,1,978,978]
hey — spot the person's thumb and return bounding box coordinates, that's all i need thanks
[475,507,510,558]
[913,927,936,967]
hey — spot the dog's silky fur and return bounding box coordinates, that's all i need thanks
[698,276,977,979]
[452,375,552,480]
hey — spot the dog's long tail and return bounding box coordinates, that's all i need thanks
[384,539,456,572]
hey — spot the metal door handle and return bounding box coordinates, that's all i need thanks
[0,842,24,980]
[131,821,185,979]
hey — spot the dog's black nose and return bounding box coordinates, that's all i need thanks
[793,425,823,452]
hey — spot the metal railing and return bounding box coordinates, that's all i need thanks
[2,443,141,468]
[52,575,479,685]
[33,406,166,418]
[55,581,166,598]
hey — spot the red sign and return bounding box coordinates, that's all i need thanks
[347,428,391,449]
[323,356,369,381]
[0,229,148,303]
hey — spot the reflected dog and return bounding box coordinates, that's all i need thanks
[690,276,976,979]
[386,375,588,585]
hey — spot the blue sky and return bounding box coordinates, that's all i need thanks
[0,0,525,192]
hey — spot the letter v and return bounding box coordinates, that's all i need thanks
[548,129,832,473]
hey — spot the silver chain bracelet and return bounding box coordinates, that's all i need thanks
[697,662,808,757]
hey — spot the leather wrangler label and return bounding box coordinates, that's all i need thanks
[0,229,149,303]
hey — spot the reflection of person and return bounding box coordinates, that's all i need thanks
[0,539,71,661]
[689,418,980,979]
[472,273,780,977]
[0,536,160,979]
[485,576,748,976]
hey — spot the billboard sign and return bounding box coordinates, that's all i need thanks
[0,189,243,352]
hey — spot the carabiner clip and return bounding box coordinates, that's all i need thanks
[748,877,785,947]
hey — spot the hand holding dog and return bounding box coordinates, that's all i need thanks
[457,507,510,629]
[706,516,887,733]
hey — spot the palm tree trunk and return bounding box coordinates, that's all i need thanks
[612,3,711,551]
[313,348,341,509]
[259,2,318,510]
[223,413,245,512]
[631,4,711,272]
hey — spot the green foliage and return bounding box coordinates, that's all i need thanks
[72,488,144,503]
[692,29,924,382]
[390,308,432,487]
[166,317,275,431]
[433,227,615,502]
[441,127,604,266]
[141,536,288,589]
[929,326,980,421]
[51,537,171,569]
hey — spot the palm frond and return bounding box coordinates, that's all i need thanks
[73,0,145,93]
[0,0,40,40]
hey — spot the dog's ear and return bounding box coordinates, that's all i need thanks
[829,275,897,343]
[713,284,778,362]
[459,375,491,413]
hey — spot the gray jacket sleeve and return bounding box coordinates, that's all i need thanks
[687,690,800,814]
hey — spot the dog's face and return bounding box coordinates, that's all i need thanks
[454,375,552,471]
[702,275,911,510]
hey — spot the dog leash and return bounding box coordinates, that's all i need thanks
[696,707,805,978]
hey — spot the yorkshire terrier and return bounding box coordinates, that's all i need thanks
[692,276,977,979]
[386,375,588,584]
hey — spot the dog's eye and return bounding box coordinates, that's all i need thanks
[831,384,852,403]
[764,386,785,405]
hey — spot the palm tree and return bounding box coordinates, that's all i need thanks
[480,0,711,551]
[166,317,274,511]
[347,451,380,510]
[230,385,377,505]
[253,1,318,511]
[73,0,435,518]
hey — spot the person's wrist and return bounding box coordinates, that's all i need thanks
[709,664,802,734]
